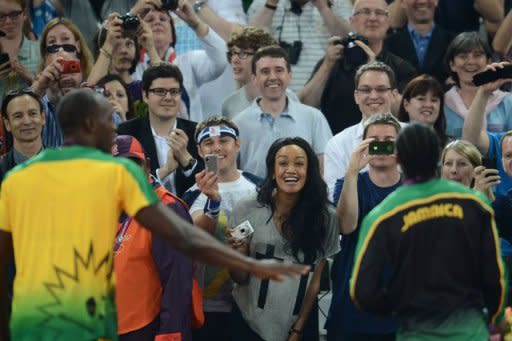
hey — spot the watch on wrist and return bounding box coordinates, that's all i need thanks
[182,157,197,171]
[193,1,207,13]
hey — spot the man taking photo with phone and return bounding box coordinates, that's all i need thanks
[326,112,402,340]
[183,116,260,341]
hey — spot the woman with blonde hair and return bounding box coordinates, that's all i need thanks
[31,17,93,147]
[36,17,93,78]
[441,139,500,200]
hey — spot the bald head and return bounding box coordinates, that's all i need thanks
[57,88,112,136]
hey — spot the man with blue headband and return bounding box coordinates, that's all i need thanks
[183,116,260,341]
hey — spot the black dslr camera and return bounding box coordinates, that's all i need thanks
[279,40,302,65]
[336,32,369,66]
[119,13,140,31]
[162,0,179,11]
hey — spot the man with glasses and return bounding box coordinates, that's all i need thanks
[118,63,203,197]
[247,0,352,92]
[222,25,300,119]
[323,61,401,200]
[299,0,415,135]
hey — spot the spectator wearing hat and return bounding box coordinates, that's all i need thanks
[112,134,194,341]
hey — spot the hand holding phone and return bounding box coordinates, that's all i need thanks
[205,154,219,174]
[481,156,497,170]
[0,53,9,65]
[473,64,512,86]
[368,141,394,155]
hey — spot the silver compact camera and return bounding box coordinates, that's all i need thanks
[231,220,254,241]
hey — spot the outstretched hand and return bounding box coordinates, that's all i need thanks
[249,258,310,282]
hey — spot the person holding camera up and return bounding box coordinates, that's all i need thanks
[31,17,94,147]
[131,0,228,122]
[326,112,402,341]
[248,0,352,92]
[299,0,416,135]
[183,116,260,341]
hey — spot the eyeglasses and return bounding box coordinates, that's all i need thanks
[46,44,78,54]
[356,86,392,94]
[148,88,181,97]
[227,50,255,60]
[0,10,23,22]
[353,8,389,18]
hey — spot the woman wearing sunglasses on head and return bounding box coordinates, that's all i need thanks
[0,0,41,106]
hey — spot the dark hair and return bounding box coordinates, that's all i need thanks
[257,137,329,264]
[96,74,135,120]
[398,74,449,146]
[93,27,140,74]
[194,116,239,143]
[355,61,396,89]
[141,63,184,95]
[1,88,43,119]
[57,88,108,136]
[362,112,401,139]
[444,31,492,86]
[251,45,291,74]
[396,122,440,181]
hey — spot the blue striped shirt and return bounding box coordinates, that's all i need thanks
[41,96,63,147]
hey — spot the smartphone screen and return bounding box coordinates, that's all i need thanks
[368,141,394,155]
[482,156,497,170]
[205,154,219,174]
[0,53,10,65]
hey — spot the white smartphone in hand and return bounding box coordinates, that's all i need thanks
[205,154,219,174]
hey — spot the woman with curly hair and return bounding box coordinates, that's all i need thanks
[228,137,340,341]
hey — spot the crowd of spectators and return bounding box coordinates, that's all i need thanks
[2,0,512,340]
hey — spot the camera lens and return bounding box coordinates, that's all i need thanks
[162,0,179,11]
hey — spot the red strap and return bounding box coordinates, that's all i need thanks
[139,48,177,64]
